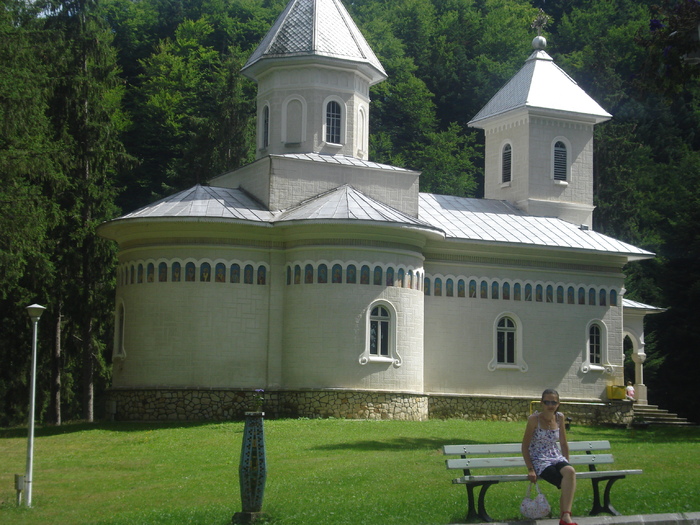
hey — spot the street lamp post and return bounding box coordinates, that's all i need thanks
[25,303,46,508]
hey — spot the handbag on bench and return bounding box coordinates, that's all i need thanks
[520,482,551,519]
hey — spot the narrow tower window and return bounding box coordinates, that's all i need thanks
[554,141,568,181]
[502,143,512,183]
[262,106,270,148]
[326,101,341,144]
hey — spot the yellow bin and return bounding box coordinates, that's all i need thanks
[607,385,626,400]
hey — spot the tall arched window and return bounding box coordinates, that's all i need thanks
[262,105,270,148]
[359,301,401,367]
[589,324,602,365]
[497,317,516,365]
[554,141,568,181]
[502,143,512,183]
[326,101,341,144]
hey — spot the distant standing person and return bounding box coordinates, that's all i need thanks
[522,389,577,525]
[626,381,636,401]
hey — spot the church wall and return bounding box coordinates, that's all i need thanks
[280,247,425,393]
[111,247,273,389]
[422,260,624,401]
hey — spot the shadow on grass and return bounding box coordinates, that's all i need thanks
[310,436,483,452]
[0,419,243,439]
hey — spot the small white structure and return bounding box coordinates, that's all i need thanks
[98,0,657,422]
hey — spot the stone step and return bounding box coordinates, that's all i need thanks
[632,404,695,426]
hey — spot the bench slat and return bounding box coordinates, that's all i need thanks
[443,440,611,456]
[451,469,643,484]
[446,453,614,470]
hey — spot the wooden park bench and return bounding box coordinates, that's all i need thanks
[443,440,642,522]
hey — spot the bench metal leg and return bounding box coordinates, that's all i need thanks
[590,476,624,516]
[465,482,498,522]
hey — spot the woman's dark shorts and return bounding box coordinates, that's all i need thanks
[539,461,571,489]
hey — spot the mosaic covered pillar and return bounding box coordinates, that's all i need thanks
[233,412,267,523]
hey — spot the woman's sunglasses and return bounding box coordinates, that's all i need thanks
[542,400,559,406]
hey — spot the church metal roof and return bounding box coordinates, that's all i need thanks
[469,48,612,126]
[242,0,386,82]
[418,193,653,259]
[109,184,653,260]
[272,152,412,171]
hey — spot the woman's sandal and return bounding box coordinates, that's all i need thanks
[559,511,578,525]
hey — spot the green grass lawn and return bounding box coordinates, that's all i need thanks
[0,419,698,525]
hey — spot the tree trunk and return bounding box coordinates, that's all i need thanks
[52,305,62,426]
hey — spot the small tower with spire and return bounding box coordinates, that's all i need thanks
[241,0,386,161]
[469,14,611,227]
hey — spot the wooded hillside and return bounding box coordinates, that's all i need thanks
[1,0,698,425]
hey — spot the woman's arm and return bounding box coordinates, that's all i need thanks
[558,412,570,460]
[522,414,538,482]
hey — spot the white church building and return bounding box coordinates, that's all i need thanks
[98,0,660,422]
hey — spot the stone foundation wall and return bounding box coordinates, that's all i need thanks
[106,388,633,426]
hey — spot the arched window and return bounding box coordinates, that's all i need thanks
[397,269,405,287]
[360,265,370,284]
[147,263,155,282]
[567,287,575,304]
[257,265,266,285]
[514,283,521,301]
[287,266,292,285]
[434,278,442,296]
[373,266,382,286]
[185,262,195,282]
[424,278,431,296]
[554,141,568,181]
[458,279,465,298]
[305,264,314,284]
[589,288,596,305]
[332,264,342,283]
[536,284,543,302]
[610,289,618,306]
[386,267,394,286]
[524,283,533,301]
[578,287,586,305]
[200,262,211,282]
[370,305,390,357]
[172,262,181,282]
[231,263,241,283]
[546,285,554,303]
[326,101,341,144]
[137,264,144,283]
[489,314,528,372]
[347,264,357,284]
[469,280,477,298]
[581,321,608,374]
[262,105,270,149]
[359,301,401,367]
[599,289,607,306]
[318,264,328,284]
[502,143,512,183]
[446,279,454,297]
[557,286,564,304]
[408,270,414,289]
[497,317,516,364]
[215,263,226,282]
[158,262,168,282]
[480,281,488,299]
[491,282,499,299]
[589,324,602,364]
[294,265,301,284]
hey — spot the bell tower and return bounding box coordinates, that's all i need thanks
[241,0,386,161]
[469,36,611,227]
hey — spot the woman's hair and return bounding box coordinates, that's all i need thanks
[541,388,559,401]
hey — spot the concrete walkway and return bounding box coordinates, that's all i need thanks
[464,513,700,525]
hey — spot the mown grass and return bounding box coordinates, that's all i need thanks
[0,419,698,524]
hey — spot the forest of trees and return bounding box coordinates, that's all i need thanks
[1,0,699,426]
